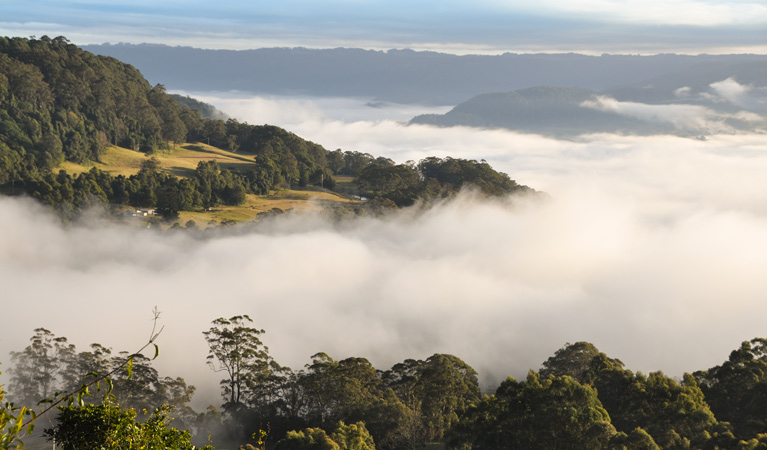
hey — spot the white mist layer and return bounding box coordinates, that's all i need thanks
[3,97,767,409]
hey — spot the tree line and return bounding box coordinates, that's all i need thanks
[355,156,532,207]
[6,317,767,449]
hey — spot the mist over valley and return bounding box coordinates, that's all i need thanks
[3,4,767,443]
[3,95,767,413]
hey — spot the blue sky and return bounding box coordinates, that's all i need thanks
[1,0,766,54]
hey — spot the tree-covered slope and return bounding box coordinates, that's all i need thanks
[170,94,228,120]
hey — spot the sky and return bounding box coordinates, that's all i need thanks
[2,0,767,54]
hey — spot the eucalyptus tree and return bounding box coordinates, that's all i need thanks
[203,315,271,410]
[694,338,767,441]
[8,328,76,407]
[447,372,617,450]
[300,353,380,425]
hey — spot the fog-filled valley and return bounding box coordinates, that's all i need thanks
[3,25,767,447]
[4,94,767,414]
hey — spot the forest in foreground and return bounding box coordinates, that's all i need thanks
[3,315,767,450]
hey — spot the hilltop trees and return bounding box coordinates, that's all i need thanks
[694,338,767,441]
[0,35,167,162]
[448,372,618,449]
[355,157,532,207]
[539,341,623,383]
[529,342,728,449]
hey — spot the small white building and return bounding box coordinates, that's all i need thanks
[120,208,156,218]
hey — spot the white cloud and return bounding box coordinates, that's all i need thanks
[674,86,692,98]
[179,92,452,126]
[500,0,767,26]
[709,78,767,113]
[581,95,766,133]
[4,0,767,54]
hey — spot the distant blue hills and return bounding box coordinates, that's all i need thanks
[84,44,767,136]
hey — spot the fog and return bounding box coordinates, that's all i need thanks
[3,95,767,409]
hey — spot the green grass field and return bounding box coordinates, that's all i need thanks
[60,143,259,178]
[175,189,358,227]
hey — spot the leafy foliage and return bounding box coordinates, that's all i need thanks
[275,427,341,450]
[0,366,33,450]
[694,338,767,441]
[46,401,213,450]
[355,157,533,207]
[448,371,617,449]
[275,422,375,450]
[331,422,377,450]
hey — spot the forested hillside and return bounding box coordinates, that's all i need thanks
[0,36,529,221]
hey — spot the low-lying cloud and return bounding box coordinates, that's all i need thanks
[709,78,767,114]
[582,95,765,134]
[4,96,767,409]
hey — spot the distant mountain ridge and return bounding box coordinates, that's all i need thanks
[82,44,767,106]
[410,61,767,137]
[411,87,670,136]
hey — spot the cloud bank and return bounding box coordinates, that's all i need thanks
[4,97,767,410]
[581,95,765,134]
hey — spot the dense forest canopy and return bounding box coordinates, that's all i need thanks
[5,322,767,450]
[0,36,531,221]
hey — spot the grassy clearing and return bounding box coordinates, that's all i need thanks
[55,143,360,226]
[175,189,359,227]
[57,143,257,178]
[333,175,360,197]
[153,143,256,177]
[57,146,148,177]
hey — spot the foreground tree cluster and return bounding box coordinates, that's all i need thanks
[6,318,767,450]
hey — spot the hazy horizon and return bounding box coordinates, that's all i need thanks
[3,0,767,55]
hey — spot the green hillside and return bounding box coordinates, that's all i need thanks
[0,36,531,225]
[0,36,355,221]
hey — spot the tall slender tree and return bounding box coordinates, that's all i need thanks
[9,328,76,407]
[203,315,271,410]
